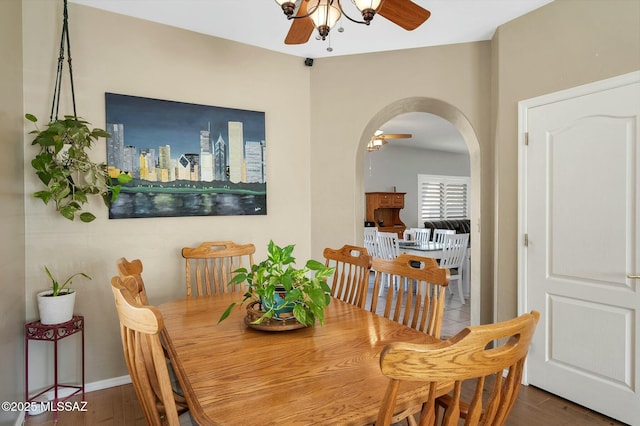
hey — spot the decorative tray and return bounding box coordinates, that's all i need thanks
[245,301,306,331]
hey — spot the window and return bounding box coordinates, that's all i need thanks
[418,174,469,220]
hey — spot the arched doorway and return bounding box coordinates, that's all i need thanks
[355,97,482,325]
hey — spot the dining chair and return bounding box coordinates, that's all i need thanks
[376,310,540,426]
[323,244,373,309]
[377,232,400,260]
[370,254,450,338]
[364,227,379,257]
[411,228,431,245]
[433,229,455,244]
[439,233,470,305]
[110,275,190,425]
[115,257,148,304]
[116,257,192,410]
[376,232,401,296]
[181,241,255,296]
[369,253,450,425]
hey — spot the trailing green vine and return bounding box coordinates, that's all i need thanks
[26,114,131,222]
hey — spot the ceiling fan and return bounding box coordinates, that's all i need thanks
[367,130,412,151]
[275,0,432,45]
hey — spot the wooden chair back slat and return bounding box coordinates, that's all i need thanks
[181,241,255,296]
[376,311,540,426]
[370,254,450,338]
[116,257,149,304]
[111,276,181,426]
[323,245,373,308]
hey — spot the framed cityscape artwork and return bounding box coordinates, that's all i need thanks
[105,93,266,219]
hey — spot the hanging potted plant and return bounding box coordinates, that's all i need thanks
[26,114,131,222]
[218,240,335,330]
[37,266,91,325]
[25,0,131,222]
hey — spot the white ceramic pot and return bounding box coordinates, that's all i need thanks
[37,290,76,325]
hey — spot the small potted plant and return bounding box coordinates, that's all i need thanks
[26,114,132,222]
[218,240,335,329]
[37,266,91,325]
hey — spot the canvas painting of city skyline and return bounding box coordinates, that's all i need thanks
[105,93,266,219]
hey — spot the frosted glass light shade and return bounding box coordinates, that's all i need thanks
[352,0,382,12]
[309,0,342,30]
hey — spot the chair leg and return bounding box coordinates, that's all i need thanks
[378,273,389,296]
[456,276,465,305]
[407,414,418,426]
[463,258,470,299]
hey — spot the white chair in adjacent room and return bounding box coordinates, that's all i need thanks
[411,228,431,245]
[377,232,400,261]
[439,233,470,305]
[364,227,379,258]
[433,228,455,245]
[376,232,400,296]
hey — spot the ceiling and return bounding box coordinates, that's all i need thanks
[70,0,553,153]
[377,112,468,154]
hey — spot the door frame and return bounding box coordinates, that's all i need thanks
[517,70,640,383]
[356,96,483,326]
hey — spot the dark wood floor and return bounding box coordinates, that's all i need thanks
[24,381,625,425]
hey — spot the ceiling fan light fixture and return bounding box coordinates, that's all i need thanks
[274,0,296,18]
[367,131,412,151]
[351,0,384,24]
[309,0,342,40]
[367,140,381,152]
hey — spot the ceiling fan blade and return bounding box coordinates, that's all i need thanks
[284,1,315,45]
[378,0,431,31]
[381,133,412,139]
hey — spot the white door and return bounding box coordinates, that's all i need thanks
[520,72,640,425]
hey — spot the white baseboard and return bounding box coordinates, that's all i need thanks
[16,375,132,425]
[85,375,132,393]
[14,412,25,426]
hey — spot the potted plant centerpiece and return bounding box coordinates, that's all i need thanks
[219,240,335,330]
[26,114,132,222]
[37,266,91,325]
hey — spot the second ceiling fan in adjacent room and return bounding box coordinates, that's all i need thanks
[367,130,413,152]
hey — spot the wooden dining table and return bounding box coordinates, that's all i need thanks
[158,292,445,425]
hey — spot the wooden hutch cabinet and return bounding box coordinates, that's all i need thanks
[365,192,406,237]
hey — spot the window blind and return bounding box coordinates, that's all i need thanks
[418,175,469,221]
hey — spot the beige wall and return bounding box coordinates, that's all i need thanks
[11,0,640,398]
[492,0,640,321]
[308,42,494,323]
[0,0,25,423]
[22,0,312,389]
